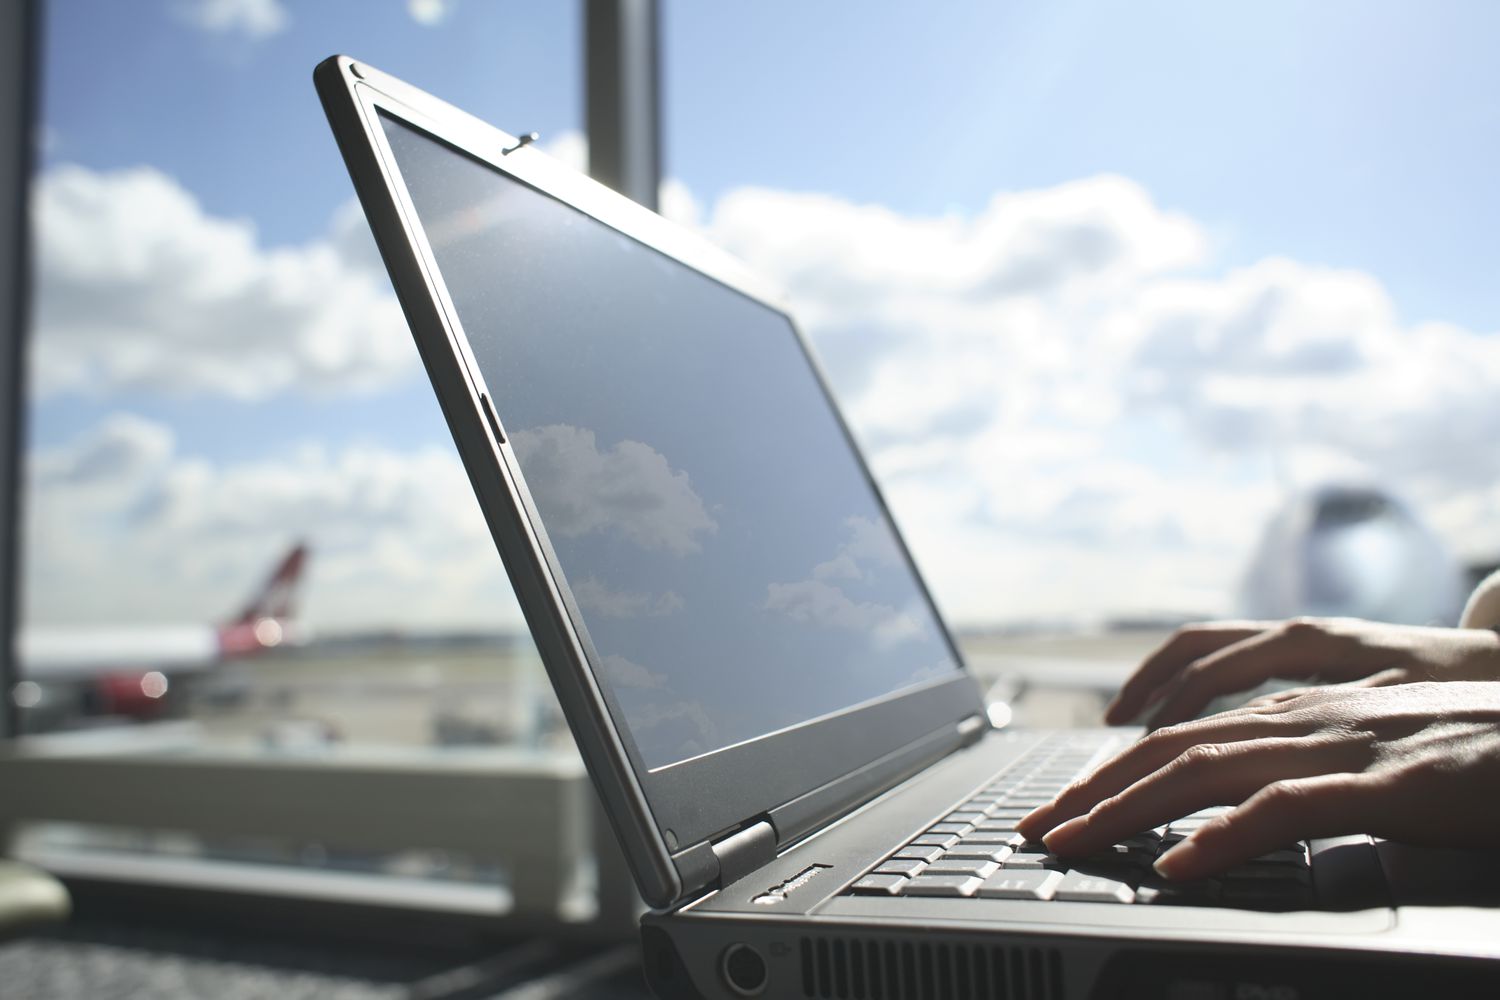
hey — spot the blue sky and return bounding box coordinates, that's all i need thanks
[665,0,1500,330]
[26,0,1500,629]
[43,1,1500,324]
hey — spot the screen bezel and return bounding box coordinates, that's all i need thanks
[317,56,984,904]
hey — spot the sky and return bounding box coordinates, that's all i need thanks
[24,0,1500,634]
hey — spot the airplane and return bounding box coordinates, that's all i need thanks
[14,543,309,721]
[1239,483,1465,627]
[973,482,1468,715]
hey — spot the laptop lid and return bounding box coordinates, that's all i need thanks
[315,56,987,908]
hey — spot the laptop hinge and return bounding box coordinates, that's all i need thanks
[710,818,777,889]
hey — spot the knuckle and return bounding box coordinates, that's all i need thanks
[1280,617,1324,639]
[1142,724,1185,749]
[1175,742,1226,771]
[1256,779,1308,813]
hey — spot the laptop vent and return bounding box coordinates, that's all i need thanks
[797,937,1062,999]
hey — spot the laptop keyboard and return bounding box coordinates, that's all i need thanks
[848,734,1314,909]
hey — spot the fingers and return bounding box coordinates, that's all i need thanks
[1154,772,1386,879]
[1016,712,1291,840]
[1037,736,1361,859]
[1143,620,1359,728]
[1104,622,1272,724]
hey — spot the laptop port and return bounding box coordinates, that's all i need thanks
[720,943,768,996]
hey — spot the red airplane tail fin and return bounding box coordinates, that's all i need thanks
[230,542,309,626]
[217,543,309,658]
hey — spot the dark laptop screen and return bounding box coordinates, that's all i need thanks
[380,114,961,770]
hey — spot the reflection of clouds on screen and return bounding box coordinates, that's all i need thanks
[599,652,666,689]
[765,515,925,646]
[573,577,684,619]
[510,424,717,555]
[379,114,963,769]
[617,690,720,762]
[603,654,719,759]
[812,515,900,581]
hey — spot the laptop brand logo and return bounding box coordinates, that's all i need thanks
[752,864,831,905]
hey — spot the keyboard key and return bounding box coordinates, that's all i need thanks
[1054,872,1135,904]
[1077,844,1154,870]
[977,870,1064,900]
[928,823,974,836]
[976,818,1025,831]
[960,830,1024,846]
[1118,833,1162,851]
[1135,879,1221,906]
[945,811,987,825]
[909,833,961,849]
[1249,848,1307,866]
[944,844,1013,864]
[1002,851,1060,870]
[1223,865,1312,886]
[1167,818,1215,835]
[925,858,1001,879]
[851,874,907,895]
[902,874,983,897]
[892,846,945,864]
[984,809,1032,822]
[875,858,928,878]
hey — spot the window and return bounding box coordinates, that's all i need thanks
[661,2,1500,685]
[24,0,581,743]
[12,0,618,924]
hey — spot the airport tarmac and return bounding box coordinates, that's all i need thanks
[183,629,1170,753]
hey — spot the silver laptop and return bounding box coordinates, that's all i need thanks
[315,56,1500,998]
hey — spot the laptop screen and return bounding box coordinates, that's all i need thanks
[380,114,962,770]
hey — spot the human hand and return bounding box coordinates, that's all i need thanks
[1104,618,1500,729]
[1018,681,1500,880]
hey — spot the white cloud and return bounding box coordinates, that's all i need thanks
[571,577,684,619]
[31,153,1499,631]
[23,414,519,634]
[407,0,456,27]
[695,176,1500,624]
[539,130,588,174]
[708,175,1203,330]
[32,166,415,400]
[509,424,717,555]
[174,0,288,40]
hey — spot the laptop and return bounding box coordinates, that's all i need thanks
[314,56,1500,998]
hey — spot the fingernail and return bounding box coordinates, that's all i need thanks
[1153,837,1201,880]
[1042,813,1089,851]
[1016,805,1046,832]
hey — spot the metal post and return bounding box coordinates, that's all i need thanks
[0,0,40,742]
[584,0,661,211]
